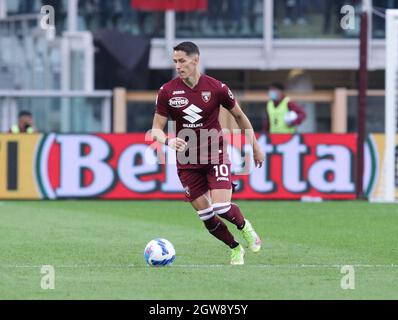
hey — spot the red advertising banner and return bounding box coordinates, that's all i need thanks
[33,133,357,200]
[131,0,208,11]
[230,134,357,199]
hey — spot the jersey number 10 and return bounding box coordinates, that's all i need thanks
[213,164,229,177]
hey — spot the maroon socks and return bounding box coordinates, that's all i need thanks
[213,203,245,230]
[197,207,239,248]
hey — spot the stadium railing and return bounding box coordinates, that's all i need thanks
[112,88,386,133]
[0,90,112,133]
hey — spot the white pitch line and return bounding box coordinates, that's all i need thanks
[174,264,398,268]
[7,264,136,269]
[1,264,398,269]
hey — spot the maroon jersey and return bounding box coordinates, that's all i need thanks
[156,74,236,169]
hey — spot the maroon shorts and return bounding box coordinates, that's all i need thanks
[177,164,233,202]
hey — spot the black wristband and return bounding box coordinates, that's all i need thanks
[165,138,168,145]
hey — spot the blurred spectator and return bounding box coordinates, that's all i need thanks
[208,0,226,33]
[136,10,164,37]
[263,82,306,134]
[373,0,398,38]
[186,11,206,35]
[80,0,138,33]
[242,0,258,34]
[79,0,99,30]
[18,0,35,14]
[98,0,113,28]
[283,0,308,26]
[226,0,243,33]
[9,110,38,133]
[119,0,134,30]
[175,0,263,38]
[177,11,195,33]
[107,0,124,29]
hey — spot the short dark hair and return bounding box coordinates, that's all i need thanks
[18,110,32,118]
[269,82,285,91]
[173,41,200,56]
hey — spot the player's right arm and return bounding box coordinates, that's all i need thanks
[151,112,168,144]
[151,113,187,152]
[151,87,187,151]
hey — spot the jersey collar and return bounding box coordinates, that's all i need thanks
[180,74,203,92]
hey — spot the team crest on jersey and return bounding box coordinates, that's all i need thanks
[201,91,211,103]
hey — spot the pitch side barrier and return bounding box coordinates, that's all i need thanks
[0,133,390,200]
[113,88,387,135]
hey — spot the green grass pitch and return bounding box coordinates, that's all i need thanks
[0,200,397,299]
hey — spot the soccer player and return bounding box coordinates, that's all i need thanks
[151,41,265,265]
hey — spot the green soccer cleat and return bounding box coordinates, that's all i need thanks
[241,219,261,252]
[230,245,245,265]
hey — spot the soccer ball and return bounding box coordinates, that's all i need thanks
[144,238,176,267]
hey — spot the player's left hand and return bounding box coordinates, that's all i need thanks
[253,148,264,168]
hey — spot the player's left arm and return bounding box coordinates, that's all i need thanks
[228,102,265,168]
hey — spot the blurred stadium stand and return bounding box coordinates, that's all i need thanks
[0,0,397,133]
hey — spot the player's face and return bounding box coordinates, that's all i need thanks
[173,51,198,80]
[268,87,283,101]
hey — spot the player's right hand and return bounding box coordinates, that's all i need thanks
[167,137,187,152]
